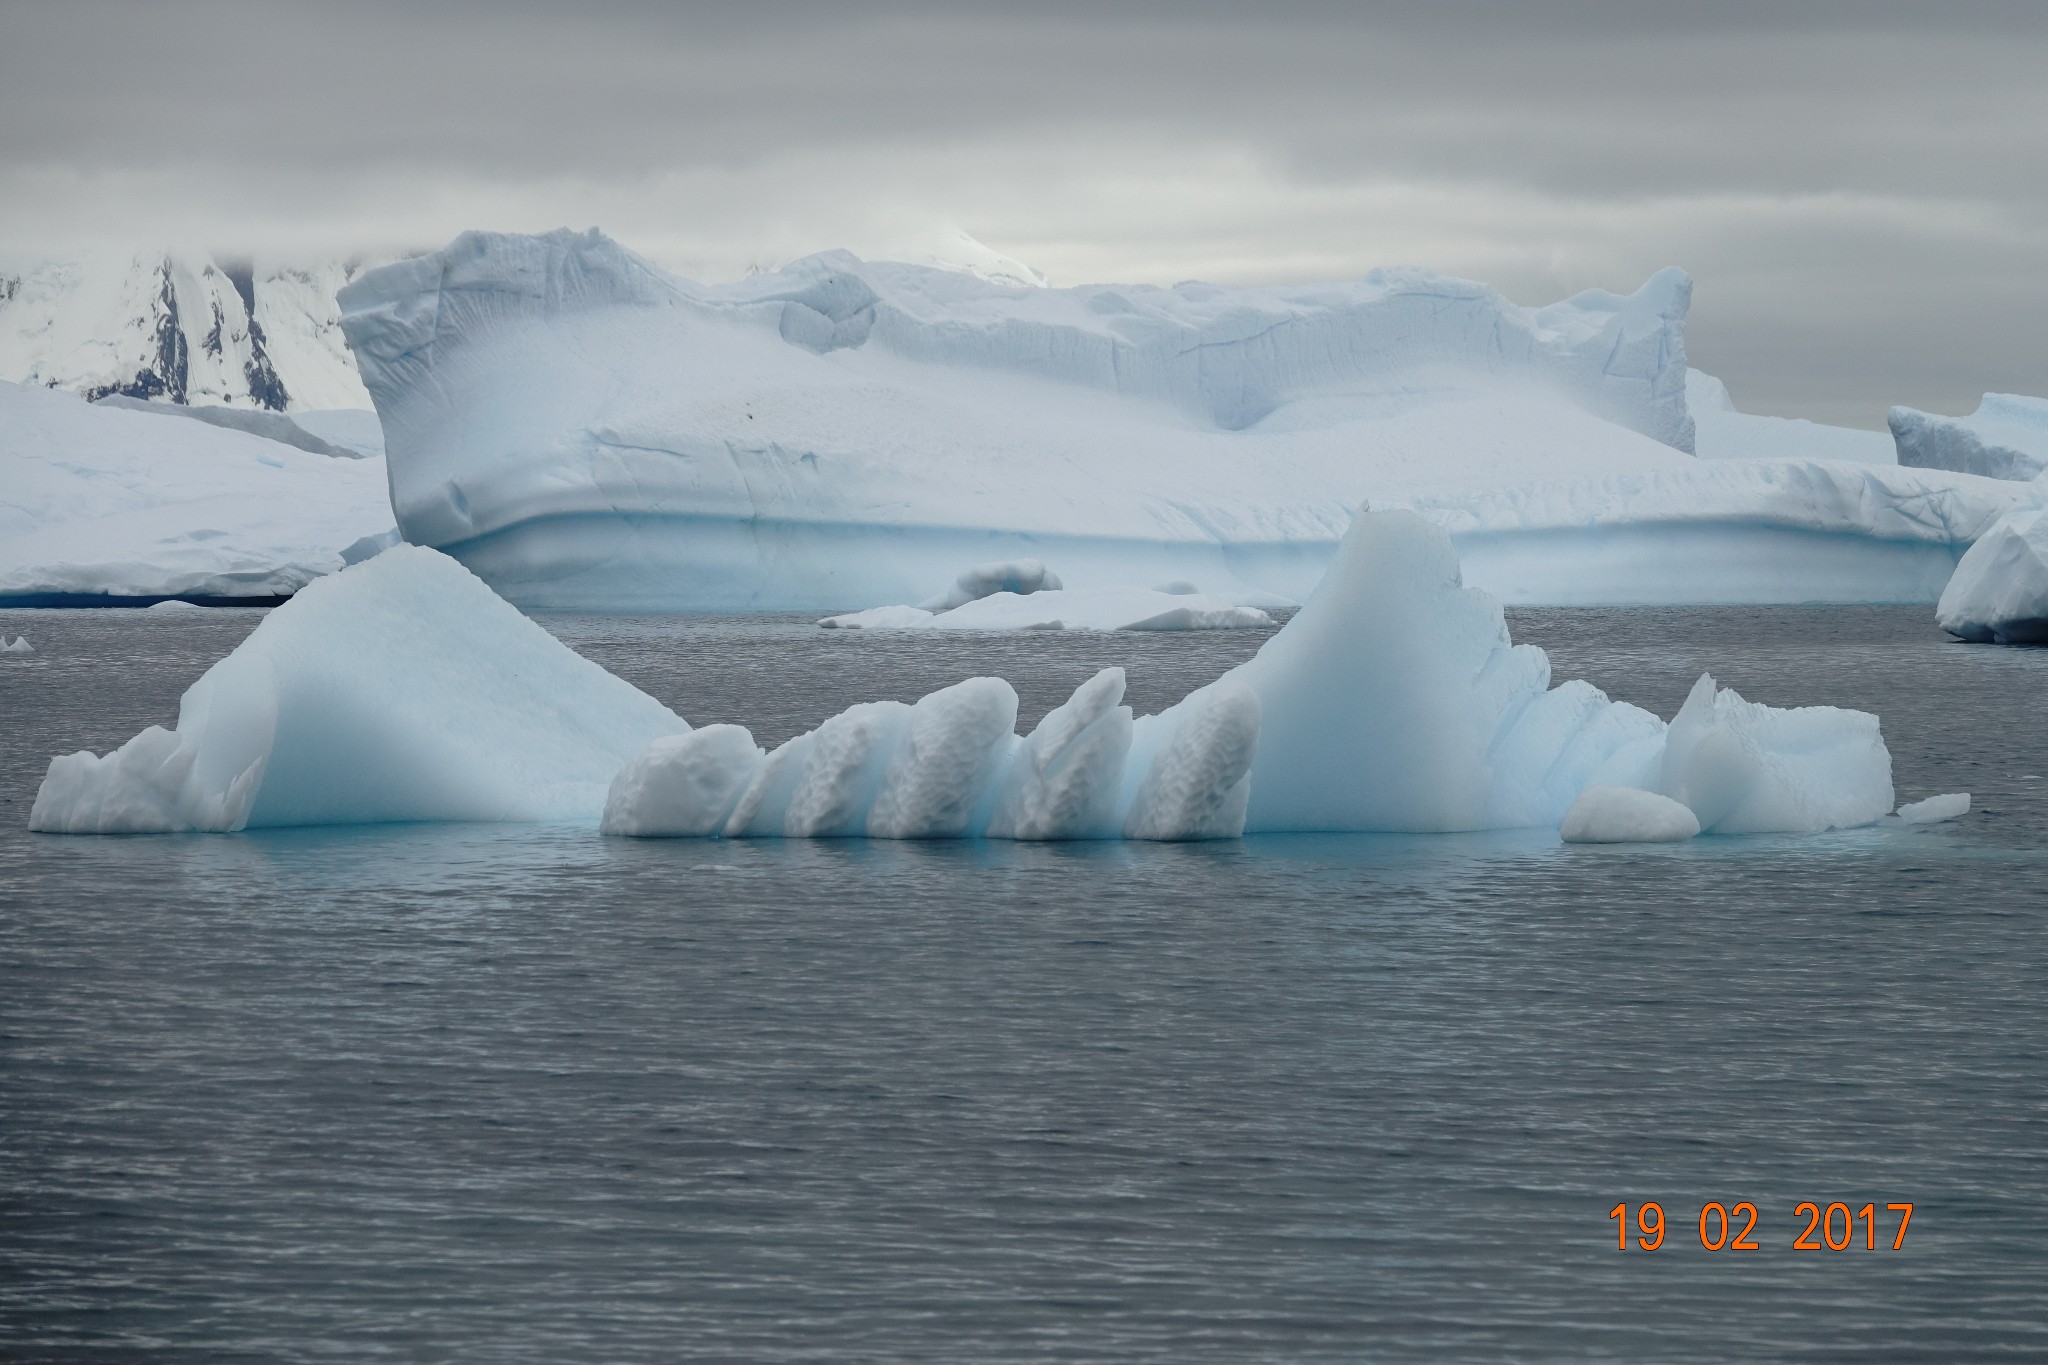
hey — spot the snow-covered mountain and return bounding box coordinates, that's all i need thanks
[0,251,383,412]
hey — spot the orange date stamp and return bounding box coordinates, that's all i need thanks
[1609,1201,1914,1251]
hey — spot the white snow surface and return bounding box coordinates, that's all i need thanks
[1897,792,1969,824]
[287,409,385,458]
[1559,786,1701,843]
[29,546,687,833]
[1891,394,2048,481]
[1687,369,1895,466]
[0,251,381,411]
[821,585,1273,632]
[1935,506,2048,644]
[611,510,1898,841]
[0,379,394,600]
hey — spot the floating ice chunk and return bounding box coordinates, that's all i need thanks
[144,599,208,612]
[1892,394,2048,481]
[986,668,1134,840]
[29,546,685,833]
[868,677,1019,838]
[821,586,1273,632]
[722,734,817,837]
[782,701,913,837]
[1559,786,1701,843]
[1897,792,1969,824]
[1655,673,1893,834]
[1123,682,1260,840]
[932,587,1270,632]
[1,635,31,653]
[1229,588,1301,611]
[920,559,1064,612]
[1936,507,2048,644]
[818,604,934,629]
[601,725,766,837]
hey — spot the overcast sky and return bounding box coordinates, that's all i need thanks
[2,0,2043,426]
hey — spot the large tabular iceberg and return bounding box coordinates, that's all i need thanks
[1892,394,2048,481]
[337,229,2020,610]
[29,546,687,833]
[1936,507,2048,644]
[0,379,393,602]
[33,510,1897,841]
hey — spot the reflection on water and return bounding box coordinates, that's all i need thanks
[2,604,2046,1362]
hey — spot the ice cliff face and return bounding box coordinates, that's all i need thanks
[1891,394,2048,482]
[0,252,380,412]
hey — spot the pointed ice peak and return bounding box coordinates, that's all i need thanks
[912,227,1047,289]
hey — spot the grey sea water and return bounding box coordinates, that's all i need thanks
[2,605,2045,1362]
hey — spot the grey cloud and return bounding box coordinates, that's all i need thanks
[0,0,2043,425]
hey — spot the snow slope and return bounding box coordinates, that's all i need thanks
[0,251,380,412]
[337,229,2018,610]
[1687,369,1895,465]
[1891,394,2048,481]
[0,379,393,601]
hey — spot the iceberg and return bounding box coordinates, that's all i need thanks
[36,509,1897,842]
[610,510,1896,840]
[2,634,32,654]
[820,585,1273,632]
[1935,506,2048,644]
[28,546,686,833]
[1892,394,2048,481]
[0,379,394,603]
[336,229,2022,611]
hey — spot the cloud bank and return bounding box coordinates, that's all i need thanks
[3,0,2043,426]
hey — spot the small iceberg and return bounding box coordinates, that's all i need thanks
[1897,793,1969,825]
[29,547,685,833]
[822,562,1277,632]
[2,634,32,653]
[1937,507,2048,644]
